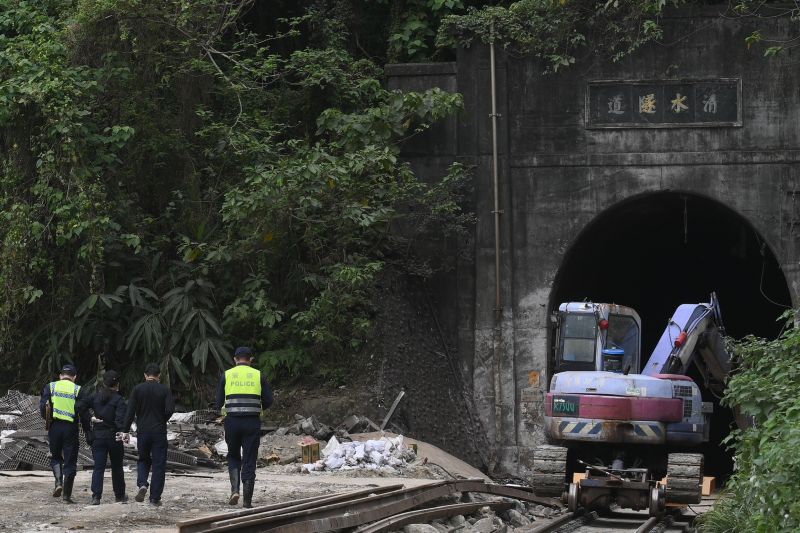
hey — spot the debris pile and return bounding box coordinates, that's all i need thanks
[0,390,223,473]
[0,388,420,477]
[302,434,416,473]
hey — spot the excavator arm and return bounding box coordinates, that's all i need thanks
[641,293,730,396]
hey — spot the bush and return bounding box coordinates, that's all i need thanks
[699,310,800,532]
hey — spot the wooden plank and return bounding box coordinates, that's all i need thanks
[702,476,715,496]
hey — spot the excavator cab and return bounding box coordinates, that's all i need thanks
[553,302,642,376]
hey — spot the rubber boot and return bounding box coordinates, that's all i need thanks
[242,480,255,509]
[228,469,240,506]
[62,475,76,504]
[51,464,63,497]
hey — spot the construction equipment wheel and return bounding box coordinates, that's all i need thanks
[665,453,703,504]
[532,445,568,498]
[649,485,665,516]
[567,482,580,512]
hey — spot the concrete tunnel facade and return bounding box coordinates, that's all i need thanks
[386,7,800,476]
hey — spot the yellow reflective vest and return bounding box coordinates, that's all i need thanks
[50,380,80,422]
[224,366,262,415]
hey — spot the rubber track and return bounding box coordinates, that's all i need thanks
[533,445,568,498]
[666,453,703,504]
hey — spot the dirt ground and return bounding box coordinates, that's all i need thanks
[0,434,492,533]
[0,467,450,533]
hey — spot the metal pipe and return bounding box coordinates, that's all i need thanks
[490,23,502,323]
[489,23,503,474]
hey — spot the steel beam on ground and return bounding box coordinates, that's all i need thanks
[354,501,515,533]
[177,484,405,533]
[214,479,561,533]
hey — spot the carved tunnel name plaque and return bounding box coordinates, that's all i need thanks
[586,79,741,128]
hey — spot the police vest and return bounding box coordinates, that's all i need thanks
[50,380,80,422]
[224,366,262,415]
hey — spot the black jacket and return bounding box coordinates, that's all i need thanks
[84,390,127,439]
[123,380,175,434]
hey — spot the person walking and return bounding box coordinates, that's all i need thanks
[39,364,93,503]
[122,363,174,506]
[85,370,128,505]
[216,347,273,508]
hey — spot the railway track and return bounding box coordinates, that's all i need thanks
[175,476,702,533]
[528,508,697,533]
[176,478,563,533]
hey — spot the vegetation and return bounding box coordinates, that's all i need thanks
[1,0,794,401]
[733,0,800,57]
[438,0,685,71]
[0,0,472,396]
[698,312,800,532]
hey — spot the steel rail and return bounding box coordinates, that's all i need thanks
[177,484,404,533]
[353,501,516,533]
[635,512,677,533]
[259,480,558,533]
[529,508,689,533]
[180,479,562,533]
[527,511,583,533]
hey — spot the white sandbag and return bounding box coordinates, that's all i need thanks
[322,435,340,457]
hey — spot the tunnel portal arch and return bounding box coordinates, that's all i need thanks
[547,190,792,480]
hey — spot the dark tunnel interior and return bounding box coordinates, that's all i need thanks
[549,191,793,482]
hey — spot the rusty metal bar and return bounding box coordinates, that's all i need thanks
[179,479,564,533]
[177,484,405,533]
[481,483,564,508]
[527,510,584,533]
[354,501,515,533]
[223,480,559,533]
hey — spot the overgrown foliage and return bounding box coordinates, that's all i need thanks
[731,0,800,57]
[698,311,800,532]
[2,0,793,401]
[437,0,686,71]
[0,0,470,396]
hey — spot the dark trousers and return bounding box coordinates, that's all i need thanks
[224,416,261,482]
[91,436,126,498]
[136,432,167,502]
[49,420,79,477]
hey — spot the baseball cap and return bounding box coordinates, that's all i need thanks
[234,346,254,358]
[60,364,78,376]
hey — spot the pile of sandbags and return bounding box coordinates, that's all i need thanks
[302,434,415,473]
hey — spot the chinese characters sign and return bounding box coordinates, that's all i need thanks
[586,79,741,128]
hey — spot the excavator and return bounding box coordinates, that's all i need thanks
[533,294,731,516]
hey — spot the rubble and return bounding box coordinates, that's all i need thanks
[0,390,223,473]
[0,390,424,478]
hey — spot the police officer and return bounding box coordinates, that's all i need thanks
[122,363,174,506]
[39,364,92,503]
[86,370,128,505]
[215,347,273,508]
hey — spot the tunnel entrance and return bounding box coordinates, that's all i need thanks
[548,191,793,483]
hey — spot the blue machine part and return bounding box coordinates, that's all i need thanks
[601,348,625,373]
